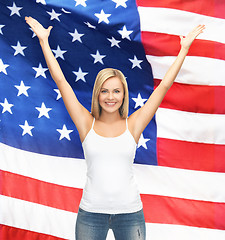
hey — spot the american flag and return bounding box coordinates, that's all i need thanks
[0,0,225,239]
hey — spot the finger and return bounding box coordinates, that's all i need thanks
[195,24,205,33]
[195,25,205,36]
[25,16,36,29]
[25,16,40,28]
[48,26,53,33]
[191,24,205,34]
[189,25,205,40]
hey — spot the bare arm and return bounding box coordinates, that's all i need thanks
[129,25,205,143]
[25,17,93,142]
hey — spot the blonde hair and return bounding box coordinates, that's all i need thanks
[91,68,129,119]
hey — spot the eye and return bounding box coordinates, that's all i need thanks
[101,89,107,93]
[114,90,120,93]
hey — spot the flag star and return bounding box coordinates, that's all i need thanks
[137,134,150,149]
[0,98,14,114]
[129,55,143,69]
[95,9,111,24]
[36,0,46,5]
[28,27,37,38]
[73,67,88,82]
[62,8,71,14]
[107,37,121,48]
[11,41,27,56]
[69,29,84,43]
[112,0,128,8]
[52,45,67,60]
[84,22,96,29]
[74,0,87,7]
[15,81,31,97]
[118,25,133,40]
[19,120,34,136]
[57,124,73,140]
[33,63,48,78]
[36,102,52,119]
[54,89,62,100]
[0,59,9,75]
[47,9,62,21]
[91,50,106,64]
[7,2,23,17]
[132,93,147,108]
[0,25,5,35]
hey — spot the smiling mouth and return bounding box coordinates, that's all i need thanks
[105,102,116,106]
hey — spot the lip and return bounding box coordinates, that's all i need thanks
[105,102,116,106]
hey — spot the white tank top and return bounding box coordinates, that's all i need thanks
[80,118,143,214]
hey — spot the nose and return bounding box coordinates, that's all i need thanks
[107,92,114,100]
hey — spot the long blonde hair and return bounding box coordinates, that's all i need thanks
[91,68,129,119]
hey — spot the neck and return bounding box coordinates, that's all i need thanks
[99,110,122,123]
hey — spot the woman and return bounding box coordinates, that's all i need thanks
[25,16,205,240]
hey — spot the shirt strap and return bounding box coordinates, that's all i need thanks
[125,118,128,130]
[91,118,95,130]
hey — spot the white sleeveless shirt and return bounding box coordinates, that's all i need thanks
[80,118,143,214]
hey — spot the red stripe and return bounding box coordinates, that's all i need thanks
[136,0,225,19]
[157,138,225,172]
[0,170,82,213]
[2,170,225,230]
[154,79,225,114]
[0,224,66,240]
[141,194,225,230]
[141,31,225,60]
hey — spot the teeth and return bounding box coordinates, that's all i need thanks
[106,102,116,105]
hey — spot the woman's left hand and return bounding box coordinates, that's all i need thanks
[180,24,205,50]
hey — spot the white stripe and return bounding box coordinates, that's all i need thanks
[1,195,225,240]
[156,108,225,145]
[0,195,76,240]
[148,223,225,240]
[138,7,225,44]
[146,55,225,86]
[134,164,225,203]
[0,142,87,188]
[1,143,225,203]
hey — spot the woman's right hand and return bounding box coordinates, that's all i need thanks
[25,16,53,42]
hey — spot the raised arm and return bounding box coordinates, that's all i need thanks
[129,25,205,143]
[25,17,93,142]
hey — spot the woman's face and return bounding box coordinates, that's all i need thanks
[98,76,124,115]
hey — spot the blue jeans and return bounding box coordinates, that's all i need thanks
[75,208,146,240]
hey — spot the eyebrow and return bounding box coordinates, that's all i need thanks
[100,87,121,90]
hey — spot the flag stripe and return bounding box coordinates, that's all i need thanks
[141,194,225,230]
[2,143,225,203]
[0,143,86,189]
[2,171,225,230]
[138,6,225,44]
[156,108,225,145]
[157,138,225,172]
[136,0,225,19]
[148,223,225,240]
[0,170,81,213]
[154,79,225,114]
[142,31,225,60]
[0,195,76,240]
[147,55,225,86]
[134,164,225,203]
[0,225,67,240]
